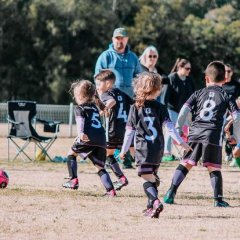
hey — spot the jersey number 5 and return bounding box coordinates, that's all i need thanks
[91,113,101,128]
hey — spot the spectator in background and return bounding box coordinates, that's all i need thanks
[95,27,141,168]
[139,45,169,105]
[222,64,240,100]
[161,58,195,161]
[95,27,142,98]
[222,64,240,165]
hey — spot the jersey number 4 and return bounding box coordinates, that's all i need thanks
[117,103,127,122]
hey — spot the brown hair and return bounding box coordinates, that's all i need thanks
[205,61,225,83]
[69,79,95,104]
[170,58,190,73]
[94,69,116,83]
[133,72,162,108]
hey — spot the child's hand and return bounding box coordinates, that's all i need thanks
[117,152,125,162]
[80,134,90,142]
[233,146,240,158]
[180,142,193,152]
[228,136,236,145]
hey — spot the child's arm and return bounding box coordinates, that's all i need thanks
[76,116,89,142]
[119,127,135,159]
[164,120,192,152]
[175,103,191,135]
[224,118,233,140]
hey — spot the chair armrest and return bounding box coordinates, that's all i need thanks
[36,118,62,125]
[7,118,24,125]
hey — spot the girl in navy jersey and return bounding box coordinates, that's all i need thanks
[119,72,191,218]
[62,80,116,197]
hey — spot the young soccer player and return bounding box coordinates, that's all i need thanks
[119,72,191,218]
[163,61,240,207]
[62,80,116,196]
[94,69,133,190]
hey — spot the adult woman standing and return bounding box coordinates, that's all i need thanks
[161,58,195,161]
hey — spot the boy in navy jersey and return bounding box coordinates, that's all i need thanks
[119,72,191,218]
[62,80,116,197]
[95,70,133,190]
[164,61,240,207]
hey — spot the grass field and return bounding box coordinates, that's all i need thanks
[0,138,240,240]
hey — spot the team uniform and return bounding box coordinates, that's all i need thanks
[63,102,116,195]
[178,85,239,169]
[100,88,133,149]
[121,100,183,176]
[72,103,106,167]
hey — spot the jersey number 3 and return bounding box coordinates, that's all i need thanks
[144,117,157,141]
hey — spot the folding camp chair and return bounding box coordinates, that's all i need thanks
[7,100,61,162]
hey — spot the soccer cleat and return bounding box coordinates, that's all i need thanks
[113,176,128,191]
[163,189,175,204]
[162,155,176,162]
[150,199,164,218]
[214,200,230,207]
[143,208,153,217]
[104,189,117,197]
[229,158,237,167]
[62,178,79,190]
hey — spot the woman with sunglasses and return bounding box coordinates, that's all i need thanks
[161,58,195,162]
[139,46,169,82]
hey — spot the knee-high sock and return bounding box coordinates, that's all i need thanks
[143,181,158,207]
[169,164,189,193]
[67,155,77,179]
[210,171,223,201]
[98,169,114,191]
[107,155,124,178]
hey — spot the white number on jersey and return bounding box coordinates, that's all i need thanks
[117,103,127,122]
[144,116,157,141]
[91,112,101,128]
[199,99,216,121]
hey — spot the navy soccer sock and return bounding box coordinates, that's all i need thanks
[169,164,189,194]
[98,169,114,192]
[67,155,78,179]
[210,171,223,202]
[107,155,124,178]
[143,181,158,207]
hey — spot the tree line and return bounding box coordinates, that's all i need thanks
[0,0,239,104]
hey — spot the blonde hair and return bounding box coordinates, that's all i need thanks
[69,79,95,104]
[139,45,158,66]
[133,72,162,108]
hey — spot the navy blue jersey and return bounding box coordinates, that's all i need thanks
[127,100,170,165]
[101,88,133,141]
[186,85,239,145]
[75,103,106,148]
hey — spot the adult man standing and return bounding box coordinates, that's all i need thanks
[95,27,142,98]
[95,27,141,168]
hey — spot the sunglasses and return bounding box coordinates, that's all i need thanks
[148,55,157,59]
[184,67,191,71]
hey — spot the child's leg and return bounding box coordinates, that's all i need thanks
[88,147,116,196]
[62,150,79,190]
[139,165,163,218]
[107,148,128,191]
[164,163,192,204]
[107,149,125,178]
[208,167,229,207]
